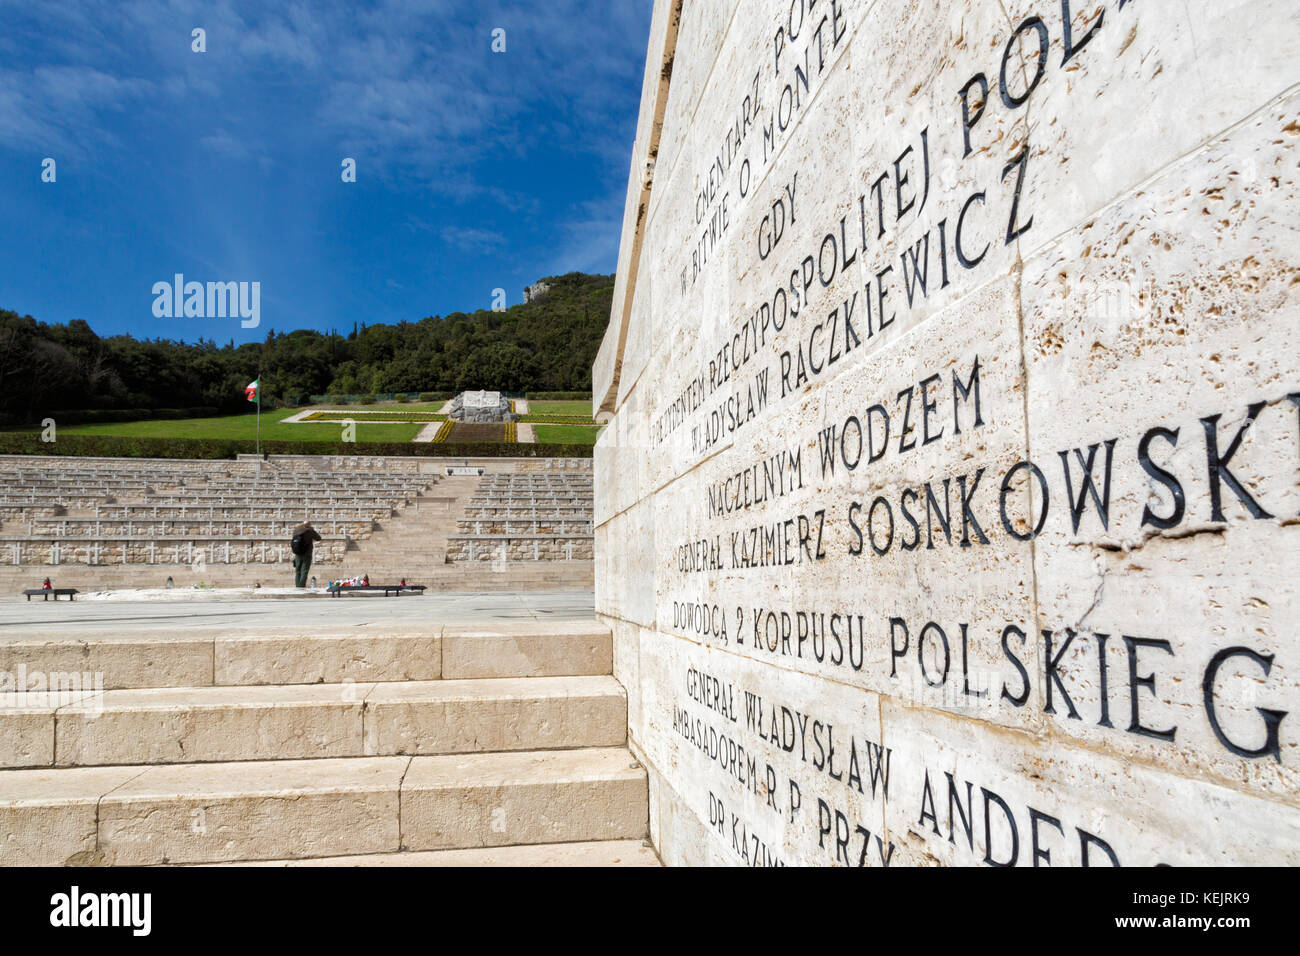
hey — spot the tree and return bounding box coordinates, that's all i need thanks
[0,272,613,422]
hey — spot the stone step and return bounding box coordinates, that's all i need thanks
[5,675,625,768]
[0,620,611,690]
[0,561,594,591]
[217,839,660,867]
[0,748,648,865]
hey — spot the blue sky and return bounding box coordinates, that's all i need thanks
[0,0,652,343]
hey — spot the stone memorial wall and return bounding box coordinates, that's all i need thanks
[594,0,1299,865]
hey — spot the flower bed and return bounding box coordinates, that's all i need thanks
[302,411,448,423]
[518,414,599,425]
[447,423,506,442]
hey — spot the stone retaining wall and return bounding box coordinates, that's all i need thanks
[0,537,350,566]
[456,519,593,536]
[25,519,374,538]
[446,536,595,562]
[594,0,1300,866]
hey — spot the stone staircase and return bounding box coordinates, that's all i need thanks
[345,475,470,582]
[0,473,593,593]
[345,476,594,591]
[0,619,654,866]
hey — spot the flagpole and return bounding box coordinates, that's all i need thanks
[256,375,261,457]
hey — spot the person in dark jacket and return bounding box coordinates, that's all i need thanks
[290,520,322,588]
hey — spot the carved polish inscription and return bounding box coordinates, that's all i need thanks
[608,0,1300,865]
[655,0,1120,460]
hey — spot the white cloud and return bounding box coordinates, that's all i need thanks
[441,226,507,252]
[0,0,652,285]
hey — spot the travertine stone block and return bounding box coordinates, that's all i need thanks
[1019,94,1300,795]
[215,627,442,686]
[363,676,626,755]
[441,622,612,679]
[0,632,213,691]
[221,839,660,867]
[97,757,406,865]
[0,765,157,866]
[0,691,98,768]
[637,628,886,866]
[611,618,645,745]
[56,684,374,766]
[881,702,1300,866]
[400,748,648,849]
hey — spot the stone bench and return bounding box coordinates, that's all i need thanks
[22,588,78,601]
[327,584,427,598]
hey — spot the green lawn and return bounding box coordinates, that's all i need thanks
[45,402,598,446]
[57,409,425,443]
[533,424,602,445]
[527,400,592,417]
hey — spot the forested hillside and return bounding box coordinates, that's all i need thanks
[0,272,611,421]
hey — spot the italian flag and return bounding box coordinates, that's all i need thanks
[245,379,259,402]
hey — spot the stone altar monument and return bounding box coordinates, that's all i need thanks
[448,390,515,423]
